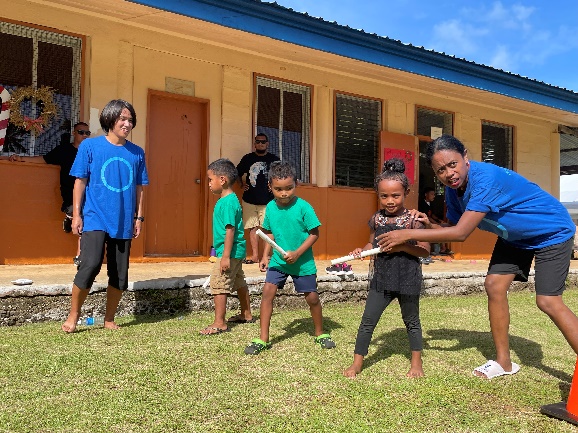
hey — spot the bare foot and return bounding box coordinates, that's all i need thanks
[104,321,121,330]
[199,321,229,335]
[407,352,424,378]
[406,365,425,378]
[61,320,77,333]
[343,364,362,379]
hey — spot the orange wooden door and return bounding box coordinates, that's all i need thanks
[145,91,208,256]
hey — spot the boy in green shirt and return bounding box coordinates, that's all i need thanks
[245,161,335,354]
[200,158,253,335]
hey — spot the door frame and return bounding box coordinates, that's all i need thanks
[145,89,211,257]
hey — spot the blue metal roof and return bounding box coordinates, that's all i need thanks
[131,0,578,114]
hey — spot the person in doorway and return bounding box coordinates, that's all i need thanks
[378,134,578,380]
[236,133,280,264]
[8,121,91,265]
[61,100,149,333]
[418,187,452,257]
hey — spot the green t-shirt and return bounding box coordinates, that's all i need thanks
[262,197,321,276]
[212,193,246,259]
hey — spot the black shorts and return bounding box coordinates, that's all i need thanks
[73,231,132,291]
[488,237,574,296]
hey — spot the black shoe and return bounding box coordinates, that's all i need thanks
[63,217,72,233]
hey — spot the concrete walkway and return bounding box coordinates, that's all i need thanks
[0,256,500,288]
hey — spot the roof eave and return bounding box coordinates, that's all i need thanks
[129,0,578,114]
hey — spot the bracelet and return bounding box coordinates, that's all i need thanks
[134,216,144,222]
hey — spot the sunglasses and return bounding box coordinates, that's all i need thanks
[76,130,91,136]
[255,139,267,144]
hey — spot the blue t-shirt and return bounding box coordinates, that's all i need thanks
[262,197,321,276]
[445,161,575,249]
[212,193,246,259]
[70,136,149,239]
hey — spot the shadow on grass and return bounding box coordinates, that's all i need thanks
[121,274,210,327]
[425,328,572,384]
[361,327,573,400]
[269,316,343,346]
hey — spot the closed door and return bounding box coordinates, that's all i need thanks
[145,91,208,256]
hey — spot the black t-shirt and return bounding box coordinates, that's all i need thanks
[418,198,432,217]
[236,152,280,205]
[43,142,78,209]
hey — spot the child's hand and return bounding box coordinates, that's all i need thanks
[220,257,231,273]
[350,248,364,259]
[283,250,299,264]
[259,256,269,272]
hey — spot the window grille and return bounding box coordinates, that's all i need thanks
[416,107,453,138]
[334,93,381,188]
[482,121,513,169]
[0,21,82,156]
[255,76,311,182]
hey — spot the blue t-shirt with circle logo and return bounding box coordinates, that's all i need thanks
[70,135,149,239]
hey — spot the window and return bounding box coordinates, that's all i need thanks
[416,107,453,138]
[482,121,513,169]
[334,93,381,188]
[0,21,82,156]
[254,76,311,182]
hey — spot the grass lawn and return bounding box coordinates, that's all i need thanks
[2,289,578,432]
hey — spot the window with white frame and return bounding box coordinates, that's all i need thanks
[254,76,311,182]
[482,121,513,169]
[334,93,381,188]
[0,21,82,156]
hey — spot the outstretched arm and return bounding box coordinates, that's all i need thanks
[377,210,486,251]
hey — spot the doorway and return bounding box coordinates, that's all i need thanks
[144,90,209,256]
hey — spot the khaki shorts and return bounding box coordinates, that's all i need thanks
[210,257,247,295]
[242,202,267,229]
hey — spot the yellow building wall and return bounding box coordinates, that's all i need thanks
[1,1,565,262]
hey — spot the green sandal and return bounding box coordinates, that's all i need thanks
[314,333,336,349]
[244,338,272,355]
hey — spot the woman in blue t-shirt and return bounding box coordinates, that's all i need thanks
[378,134,577,380]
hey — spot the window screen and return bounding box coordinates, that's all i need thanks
[255,76,310,182]
[482,121,513,169]
[334,93,381,188]
[416,107,453,138]
[0,21,82,156]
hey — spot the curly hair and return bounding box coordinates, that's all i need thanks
[374,158,409,191]
[268,161,297,183]
[208,158,238,183]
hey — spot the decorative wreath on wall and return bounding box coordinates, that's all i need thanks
[9,85,58,135]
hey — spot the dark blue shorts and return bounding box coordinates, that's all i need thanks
[265,268,317,293]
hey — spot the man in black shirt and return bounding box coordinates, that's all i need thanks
[9,121,90,264]
[236,133,280,264]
